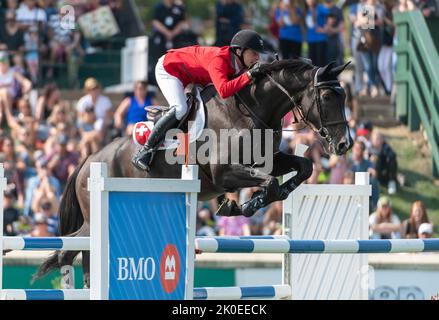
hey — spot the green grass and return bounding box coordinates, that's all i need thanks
[378,126,439,234]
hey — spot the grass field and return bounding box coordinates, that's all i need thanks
[377,125,439,234]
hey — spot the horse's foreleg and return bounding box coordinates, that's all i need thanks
[271,152,313,199]
[240,176,281,217]
[242,153,313,216]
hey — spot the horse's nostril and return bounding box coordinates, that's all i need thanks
[337,142,346,153]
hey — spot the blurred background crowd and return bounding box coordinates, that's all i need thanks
[0,0,437,240]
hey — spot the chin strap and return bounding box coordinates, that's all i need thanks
[231,47,248,69]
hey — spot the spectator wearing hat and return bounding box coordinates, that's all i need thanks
[24,157,61,217]
[114,80,157,136]
[418,223,434,239]
[401,201,432,239]
[369,130,398,194]
[78,104,102,160]
[369,196,401,239]
[355,121,373,152]
[76,77,113,140]
[45,134,79,187]
[32,200,59,237]
[3,189,20,236]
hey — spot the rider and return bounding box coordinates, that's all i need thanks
[132,29,267,171]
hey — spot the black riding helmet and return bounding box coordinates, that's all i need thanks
[230,30,266,68]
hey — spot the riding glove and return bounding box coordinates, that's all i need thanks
[247,62,264,81]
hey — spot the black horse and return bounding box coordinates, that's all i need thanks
[34,59,352,287]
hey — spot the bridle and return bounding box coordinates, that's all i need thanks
[235,66,349,144]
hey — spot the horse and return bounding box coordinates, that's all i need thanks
[34,59,353,287]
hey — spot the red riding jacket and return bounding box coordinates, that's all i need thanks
[163,45,251,99]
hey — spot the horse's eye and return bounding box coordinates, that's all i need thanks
[323,94,331,101]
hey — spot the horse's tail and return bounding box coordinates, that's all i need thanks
[59,157,87,236]
[33,158,88,282]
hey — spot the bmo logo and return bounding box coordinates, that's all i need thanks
[160,244,181,293]
[115,244,181,295]
[117,257,156,281]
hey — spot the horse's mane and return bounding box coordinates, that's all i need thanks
[259,59,314,75]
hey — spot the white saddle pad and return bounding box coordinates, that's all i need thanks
[132,87,206,150]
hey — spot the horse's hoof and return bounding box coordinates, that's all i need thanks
[241,202,257,217]
[215,199,243,216]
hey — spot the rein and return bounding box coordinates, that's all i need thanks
[235,66,348,142]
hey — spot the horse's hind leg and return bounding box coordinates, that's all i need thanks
[58,251,79,289]
[78,222,90,288]
[213,164,278,217]
[59,223,90,289]
[82,251,90,288]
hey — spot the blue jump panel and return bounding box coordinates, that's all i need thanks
[108,191,187,300]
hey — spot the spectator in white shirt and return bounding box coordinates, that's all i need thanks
[76,77,113,134]
[16,0,47,29]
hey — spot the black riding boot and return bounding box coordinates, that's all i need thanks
[131,107,179,171]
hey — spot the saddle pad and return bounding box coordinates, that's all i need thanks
[132,87,206,150]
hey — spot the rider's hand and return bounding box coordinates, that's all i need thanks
[247,62,264,82]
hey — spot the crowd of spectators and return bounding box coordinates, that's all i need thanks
[0,0,134,88]
[267,0,438,97]
[0,72,163,237]
[1,0,436,240]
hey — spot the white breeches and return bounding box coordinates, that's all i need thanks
[155,55,188,120]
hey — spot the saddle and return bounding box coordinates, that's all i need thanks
[133,84,217,150]
[145,84,217,133]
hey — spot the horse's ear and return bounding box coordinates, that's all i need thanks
[317,61,338,80]
[328,61,352,78]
